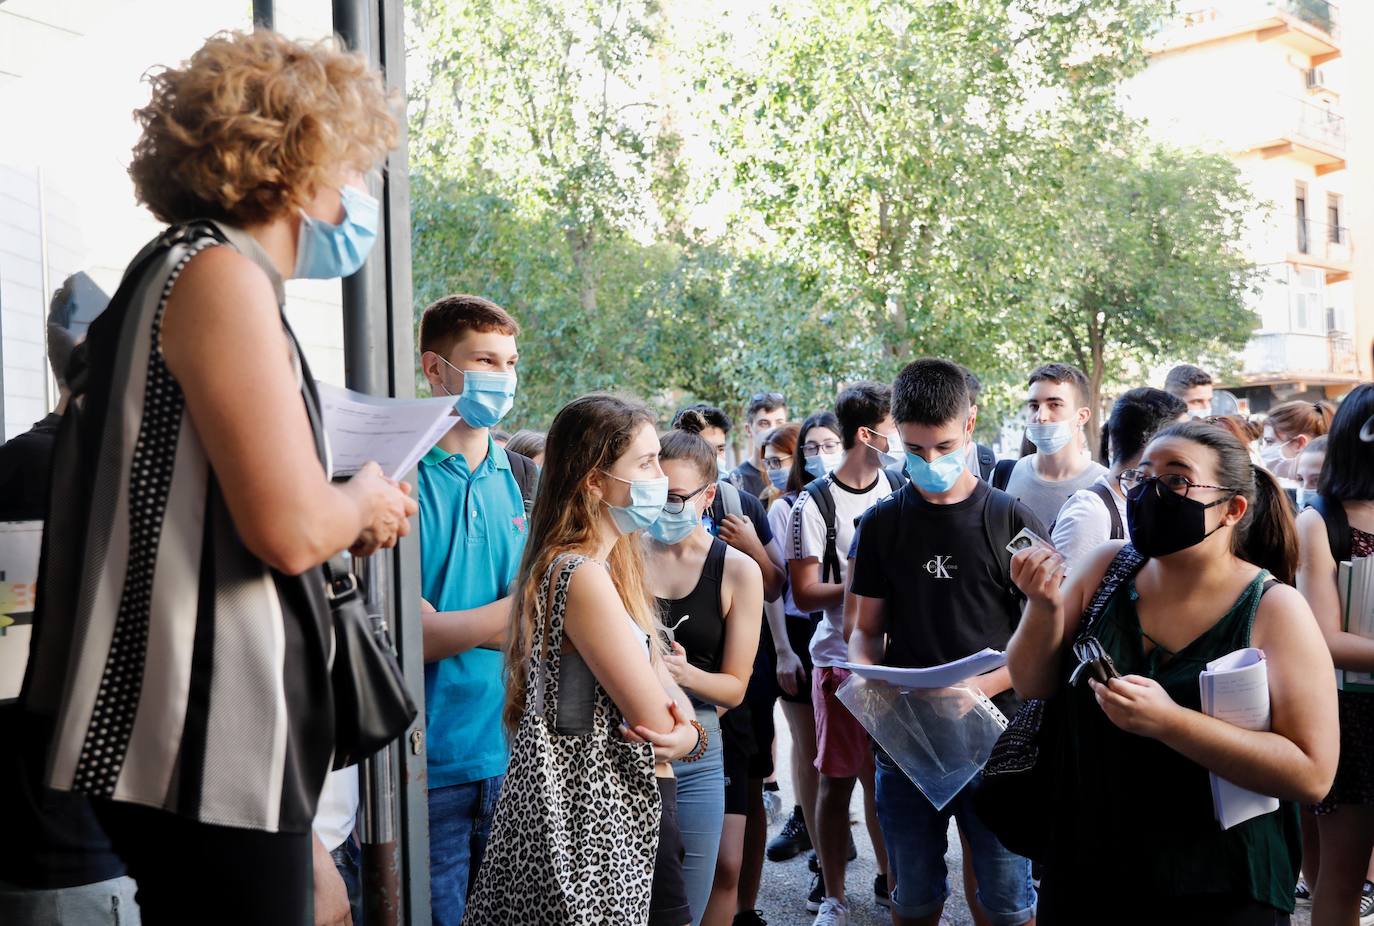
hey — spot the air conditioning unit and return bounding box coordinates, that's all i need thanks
[1305,68,1329,91]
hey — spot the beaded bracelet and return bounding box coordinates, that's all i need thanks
[680,719,709,763]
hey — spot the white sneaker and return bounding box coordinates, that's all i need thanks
[812,897,848,926]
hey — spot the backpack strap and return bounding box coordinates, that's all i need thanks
[976,443,997,482]
[506,449,539,516]
[982,488,1019,598]
[882,465,908,492]
[1087,482,1124,542]
[1309,494,1352,564]
[803,475,842,584]
[991,458,1016,492]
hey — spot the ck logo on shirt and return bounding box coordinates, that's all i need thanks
[924,555,957,580]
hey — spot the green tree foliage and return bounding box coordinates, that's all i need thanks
[407,0,1261,450]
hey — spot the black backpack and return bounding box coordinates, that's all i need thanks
[1308,494,1352,564]
[803,468,908,583]
[505,450,539,515]
[990,458,1016,491]
[974,443,997,481]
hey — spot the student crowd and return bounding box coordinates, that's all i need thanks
[3,27,1374,926]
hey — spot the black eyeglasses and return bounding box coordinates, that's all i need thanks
[801,439,842,456]
[664,483,712,515]
[1119,469,1239,499]
[763,454,793,471]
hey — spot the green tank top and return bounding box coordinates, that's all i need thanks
[1050,570,1300,913]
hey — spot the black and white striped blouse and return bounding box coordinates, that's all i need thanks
[25,222,335,834]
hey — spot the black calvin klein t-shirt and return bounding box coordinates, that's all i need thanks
[849,480,1043,714]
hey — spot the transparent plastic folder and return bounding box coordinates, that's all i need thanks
[836,674,1008,810]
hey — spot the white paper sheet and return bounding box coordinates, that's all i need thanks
[1339,557,1374,692]
[839,648,1007,689]
[1199,647,1280,830]
[316,382,458,480]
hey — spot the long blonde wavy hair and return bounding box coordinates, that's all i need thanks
[504,393,664,736]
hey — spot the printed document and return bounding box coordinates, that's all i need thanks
[1339,556,1374,692]
[840,648,1007,689]
[1199,647,1279,829]
[316,382,458,480]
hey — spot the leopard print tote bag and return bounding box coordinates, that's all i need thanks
[463,555,662,925]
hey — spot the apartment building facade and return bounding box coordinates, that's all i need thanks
[1128,0,1366,412]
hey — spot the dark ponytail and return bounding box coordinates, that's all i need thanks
[660,409,718,483]
[1151,420,1298,583]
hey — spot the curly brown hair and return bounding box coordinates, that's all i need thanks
[129,30,399,226]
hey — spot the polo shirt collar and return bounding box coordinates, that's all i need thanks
[420,434,510,472]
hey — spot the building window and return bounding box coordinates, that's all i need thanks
[1295,182,1309,254]
[1327,194,1343,243]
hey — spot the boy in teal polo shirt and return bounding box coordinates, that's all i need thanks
[416,295,531,926]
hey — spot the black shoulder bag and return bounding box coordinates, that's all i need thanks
[974,543,1146,862]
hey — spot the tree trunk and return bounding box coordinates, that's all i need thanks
[567,225,598,313]
[1087,317,1107,463]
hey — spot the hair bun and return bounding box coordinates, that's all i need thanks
[675,409,707,435]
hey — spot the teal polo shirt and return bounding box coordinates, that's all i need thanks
[419,437,528,789]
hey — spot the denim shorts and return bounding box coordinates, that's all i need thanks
[873,749,1036,925]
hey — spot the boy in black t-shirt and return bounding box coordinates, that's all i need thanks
[849,358,1041,926]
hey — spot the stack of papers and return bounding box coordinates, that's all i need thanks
[1199,648,1280,830]
[839,648,1007,689]
[1339,556,1374,693]
[316,382,458,480]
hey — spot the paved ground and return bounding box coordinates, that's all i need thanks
[751,702,1313,926]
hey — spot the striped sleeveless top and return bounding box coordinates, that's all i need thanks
[24,222,335,834]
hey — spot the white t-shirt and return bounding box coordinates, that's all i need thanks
[1051,474,1129,571]
[788,475,894,667]
[313,767,359,853]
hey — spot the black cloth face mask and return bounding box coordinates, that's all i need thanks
[1126,480,1233,558]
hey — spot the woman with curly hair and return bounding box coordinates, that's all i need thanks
[23,30,415,923]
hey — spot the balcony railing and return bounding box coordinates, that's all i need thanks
[1177,1,1340,42]
[1294,217,1351,263]
[1290,97,1346,151]
[1244,330,1358,378]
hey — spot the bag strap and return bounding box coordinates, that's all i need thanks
[882,465,907,492]
[991,458,1016,492]
[531,553,588,723]
[717,480,743,518]
[982,488,1019,598]
[803,475,842,584]
[506,449,539,516]
[1074,544,1148,644]
[1087,481,1124,541]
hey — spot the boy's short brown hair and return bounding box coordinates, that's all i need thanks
[419,294,521,358]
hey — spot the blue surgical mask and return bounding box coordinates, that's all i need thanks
[805,451,842,480]
[864,430,903,468]
[437,357,517,430]
[602,473,669,535]
[647,502,700,545]
[905,448,966,495]
[294,185,379,279]
[1025,421,1074,456]
[768,467,790,490]
[1295,487,1310,510]
[717,458,730,479]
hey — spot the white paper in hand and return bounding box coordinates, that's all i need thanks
[316,382,458,480]
[840,648,1007,689]
[1199,647,1280,829]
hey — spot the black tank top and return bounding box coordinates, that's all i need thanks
[657,539,728,675]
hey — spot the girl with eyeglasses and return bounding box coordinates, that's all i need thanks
[1008,420,1338,924]
[644,410,765,926]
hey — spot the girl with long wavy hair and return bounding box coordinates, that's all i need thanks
[464,393,700,926]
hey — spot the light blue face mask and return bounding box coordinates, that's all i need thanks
[805,451,842,480]
[1295,487,1310,510]
[437,357,517,430]
[647,499,702,545]
[1025,420,1074,456]
[294,185,379,280]
[905,447,966,495]
[602,473,669,535]
[717,458,730,479]
[767,467,790,490]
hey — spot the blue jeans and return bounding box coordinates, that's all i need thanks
[331,837,363,926]
[874,750,1036,926]
[428,775,504,926]
[671,709,724,926]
